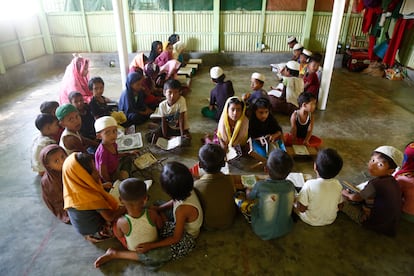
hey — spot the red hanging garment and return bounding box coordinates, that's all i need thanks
[383,18,414,66]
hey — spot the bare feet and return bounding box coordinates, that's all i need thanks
[94,248,117,268]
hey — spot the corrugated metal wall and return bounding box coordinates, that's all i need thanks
[264,12,305,52]
[0,16,46,69]
[221,11,261,52]
[1,8,413,71]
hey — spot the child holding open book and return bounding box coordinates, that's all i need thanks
[235,149,296,240]
[341,146,403,236]
[295,148,344,226]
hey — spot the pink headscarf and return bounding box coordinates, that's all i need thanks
[395,142,414,177]
[59,56,92,104]
[129,52,146,73]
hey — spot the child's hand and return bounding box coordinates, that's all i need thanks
[103,182,113,190]
[242,93,250,101]
[136,242,152,253]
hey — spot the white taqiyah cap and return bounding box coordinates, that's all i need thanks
[210,66,224,79]
[286,61,300,71]
[251,72,265,82]
[293,43,303,51]
[302,49,312,57]
[94,116,117,133]
[287,36,296,43]
[374,146,404,167]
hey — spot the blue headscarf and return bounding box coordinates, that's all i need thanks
[126,71,144,93]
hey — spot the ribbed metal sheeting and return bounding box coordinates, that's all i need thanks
[221,11,261,52]
[48,14,88,52]
[86,13,117,52]
[174,12,213,51]
[0,16,46,68]
[131,12,170,51]
[264,12,305,52]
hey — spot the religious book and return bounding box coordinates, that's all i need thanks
[286,172,305,189]
[116,132,143,151]
[292,145,310,155]
[156,136,181,150]
[134,152,158,170]
[341,180,361,194]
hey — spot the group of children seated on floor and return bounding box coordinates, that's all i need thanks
[29,34,414,269]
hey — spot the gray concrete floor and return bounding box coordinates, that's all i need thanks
[0,63,414,275]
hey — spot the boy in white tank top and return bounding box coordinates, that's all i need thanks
[94,178,163,267]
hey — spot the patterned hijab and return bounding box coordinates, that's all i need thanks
[395,142,414,177]
[217,96,249,148]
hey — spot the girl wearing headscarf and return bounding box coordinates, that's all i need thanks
[129,52,148,74]
[148,41,163,63]
[118,72,154,126]
[40,144,70,224]
[63,152,125,242]
[172,41,186,63]
[155,42,173,67]
[59,55,92,104]
[142,63,163,109]
[217,96,249,152]
[395,142,414,222]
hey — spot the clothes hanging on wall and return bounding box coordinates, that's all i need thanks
[382,18,414,66]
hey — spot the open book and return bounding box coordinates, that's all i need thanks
[341,180,361,193]
[156,136,181,150]
[117,132,143,151]
[292,145,310,155]
[226,145,242,161]
[286,172,305,189]
[134,152,158,169]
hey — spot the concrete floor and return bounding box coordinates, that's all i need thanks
[0,62,414,275]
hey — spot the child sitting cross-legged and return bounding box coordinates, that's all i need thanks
[94,178,164,268]
[284,92,322,148]
[295,148,344,226]
[56,104,99,155]
[194,144,236,230]
[341,146,403,236]
[136,162,203,265]
[68,91,96,141]
[150,79,191,144]
[31,113,60,176]
[94,116,135,184]
[201,66,235,122]
[216,96,249,153]
[235,149,296,240]
[88,77,114,119]
[248,97,284,158]
[39,144,70,224]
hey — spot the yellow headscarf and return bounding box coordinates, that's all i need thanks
[62,153,118,211]
[217,96,249,148]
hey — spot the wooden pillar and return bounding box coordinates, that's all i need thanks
[80,0,92,52]
[212,0,220,52]
[341,0,354,46]
[37,0,54,54]
[302,0,315,47]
